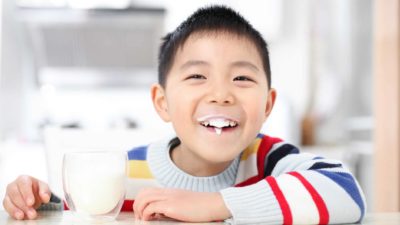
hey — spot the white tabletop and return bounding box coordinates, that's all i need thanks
[0,210,399,225]
[0,211,223,225]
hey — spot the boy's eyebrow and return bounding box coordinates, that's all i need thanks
[231,61,260,72]
[180,60,209,70]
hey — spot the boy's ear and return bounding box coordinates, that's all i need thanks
[151,84,171,122]
[264,88,277,119]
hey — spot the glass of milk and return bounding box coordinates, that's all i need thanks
[62,151,127,221]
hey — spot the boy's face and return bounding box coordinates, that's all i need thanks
[152,32,276,164]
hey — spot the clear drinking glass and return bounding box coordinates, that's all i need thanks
[62,151,127,221]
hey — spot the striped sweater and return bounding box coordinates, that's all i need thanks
[122,134,366,224]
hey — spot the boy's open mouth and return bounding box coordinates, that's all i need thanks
[197,118,239,135]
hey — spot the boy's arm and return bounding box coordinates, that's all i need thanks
[220,144,366,225]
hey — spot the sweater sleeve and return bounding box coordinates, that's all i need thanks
[220,142,366,225]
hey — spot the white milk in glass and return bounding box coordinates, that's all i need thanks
[63,151,126,220]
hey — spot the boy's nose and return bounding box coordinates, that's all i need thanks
[206,84,235,105]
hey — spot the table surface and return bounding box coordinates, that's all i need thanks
[1,211,400,225]
[0,211,223,225]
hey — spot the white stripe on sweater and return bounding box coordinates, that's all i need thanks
[276,173,319,224]
[295,170,362,224]
[298,158,344,171]
[221,180,283,224]
[235,153,258,184]
[271,152,316,176]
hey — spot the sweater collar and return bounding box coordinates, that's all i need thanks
[147,138,240,192]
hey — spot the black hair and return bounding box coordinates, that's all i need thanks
[158,5,272,88]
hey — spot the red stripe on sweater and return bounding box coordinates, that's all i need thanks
[266,176,292,225]
[289,172,329,225]
[121,200,135,211]
[235,135,283,187]
[235,175,260,187]
[257,135,283,178]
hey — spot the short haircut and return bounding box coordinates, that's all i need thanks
[158,5,272,88]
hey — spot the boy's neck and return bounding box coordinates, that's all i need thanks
[170,144,234,177]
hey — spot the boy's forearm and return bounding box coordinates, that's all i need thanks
[220,180,282,224]
[209,192,232,221]
[220,169,366,224]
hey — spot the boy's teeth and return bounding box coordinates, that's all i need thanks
[209,119,230,128]
[214,127,222,135]
[199,118,238,129]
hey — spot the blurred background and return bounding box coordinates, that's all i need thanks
[0,0,382,212]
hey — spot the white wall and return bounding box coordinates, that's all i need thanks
[0,0,304,144]
[0,0,2,107]
[0,0,372,145]
[0,0,27,141]
[0,0,2,80]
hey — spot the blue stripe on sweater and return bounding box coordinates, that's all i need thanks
[264,144,299,177]
[308,162,342,170]
[317,170,365,223]
[127,146,148,160]
[313,156,324,160]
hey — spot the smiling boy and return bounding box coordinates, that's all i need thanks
[129,5,366,224]
[154,33,272,174]
[3,5,365,224]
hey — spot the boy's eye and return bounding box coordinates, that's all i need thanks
[233,76,254,82]
[185,74,206,80]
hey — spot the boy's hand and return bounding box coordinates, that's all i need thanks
[134,188,231,222]
[2,175,51,220]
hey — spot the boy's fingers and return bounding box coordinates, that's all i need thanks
[7,184,37,219]
[16,176,35,206]
[37,181,51,203]
[134,189,164,219]
[7,184,28,210]
[3,195,25,220]
[142,201,166,221]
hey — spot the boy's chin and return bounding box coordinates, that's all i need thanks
[195,144,243,162]
[201,152,240,165]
